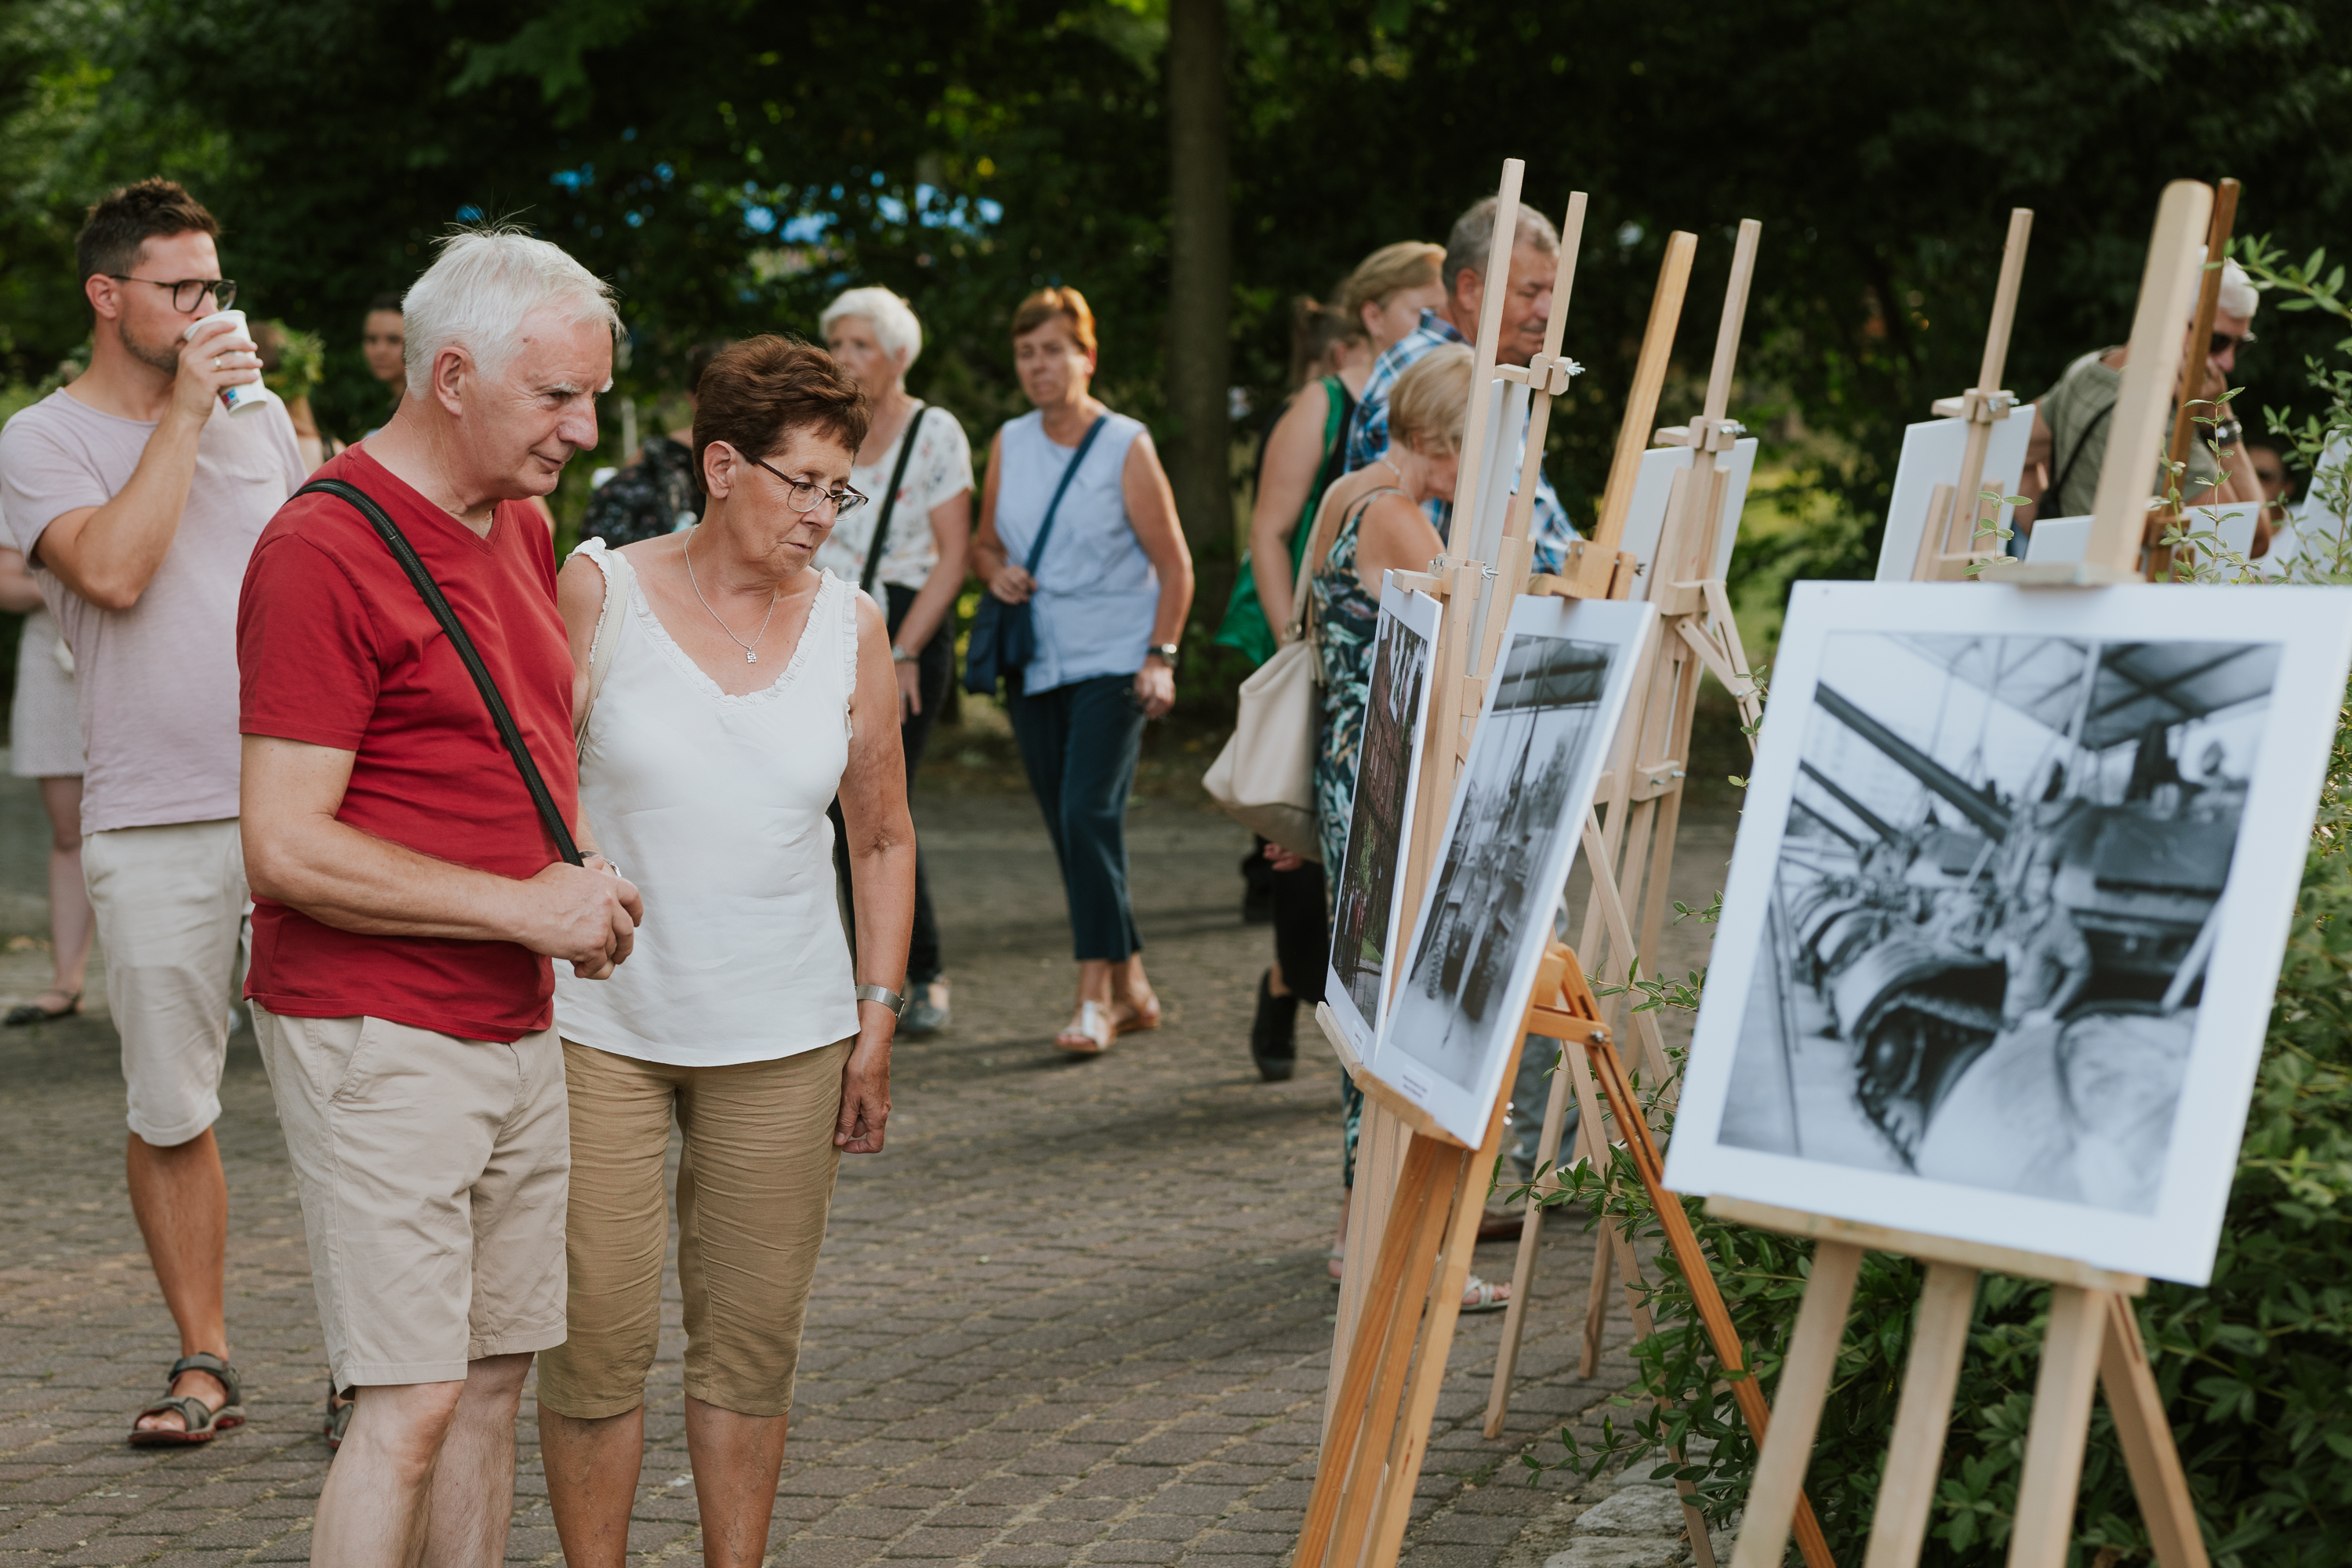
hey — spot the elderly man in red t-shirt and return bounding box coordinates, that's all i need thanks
[237,229,642,1566]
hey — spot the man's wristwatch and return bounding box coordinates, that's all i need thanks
[855,982,909,1020]
[1147,642,1181,670]
[891,644,916,664]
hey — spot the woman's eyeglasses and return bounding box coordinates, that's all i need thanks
[737,448,868,517]
[2211,328,2254,357]
[107,276,237,313]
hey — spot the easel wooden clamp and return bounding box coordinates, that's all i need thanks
[1716,180,2222,1568]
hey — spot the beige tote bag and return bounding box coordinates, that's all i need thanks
[1202,483,1363,860]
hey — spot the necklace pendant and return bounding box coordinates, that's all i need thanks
[746,650,758,664]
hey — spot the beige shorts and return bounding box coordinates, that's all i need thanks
[536,1039,849,1421]
[82,818,251,1146]
[254,1007,570,1391]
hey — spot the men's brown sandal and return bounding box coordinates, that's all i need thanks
[128,1352,244,1446]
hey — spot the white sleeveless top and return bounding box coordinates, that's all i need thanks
[553,539,862,1065]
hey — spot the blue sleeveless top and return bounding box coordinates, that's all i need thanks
[991,408,1156,694]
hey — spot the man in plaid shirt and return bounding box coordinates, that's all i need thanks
[1346,196,1575,570]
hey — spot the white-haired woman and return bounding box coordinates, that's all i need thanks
[817,287,971,1035]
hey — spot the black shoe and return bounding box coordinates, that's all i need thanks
[1241,849,1276,924]
[1250,969,1298,1081]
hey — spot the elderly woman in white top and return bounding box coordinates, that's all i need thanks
[972,285,1195,1054]
[539,337,916,1568]
[816,286,972,1035]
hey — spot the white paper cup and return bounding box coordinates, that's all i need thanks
[182,309,270,416]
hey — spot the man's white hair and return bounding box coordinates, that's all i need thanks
[820,286,924,378]
[2216,259,2259,322]
[401,227,621,397]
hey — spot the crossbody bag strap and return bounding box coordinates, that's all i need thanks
[1024,415,1110,576]
[858,403,927,601]
[297,477,582,866]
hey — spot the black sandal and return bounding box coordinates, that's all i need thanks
[1250,969,1298,1082]
[127,1352,244,1446]
[5,988,81,1026]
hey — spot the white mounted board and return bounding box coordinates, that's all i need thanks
[2027,504,2262,567]
[1372,595,1656,1145]
[1873,410,2036,579]
[1324,579,1445,1060]
[1618,438,1756,599]
[1664,580,2352,1283]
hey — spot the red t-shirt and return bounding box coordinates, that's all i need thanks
[238,446,579,1042]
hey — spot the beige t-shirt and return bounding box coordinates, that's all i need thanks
[812,405,975,593]
[0,387,305,832]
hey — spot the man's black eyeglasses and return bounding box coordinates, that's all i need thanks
[2210,328,2254,357]
[739,448,868,517]
[107,276,237,313]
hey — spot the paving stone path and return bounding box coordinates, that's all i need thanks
[0,773,1733,1567]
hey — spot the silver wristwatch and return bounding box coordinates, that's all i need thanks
[891,644,917,664]
[855,982,909,1020]
[1147,642,1180,670]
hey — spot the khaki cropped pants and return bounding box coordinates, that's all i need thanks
[536,1038,849,1420]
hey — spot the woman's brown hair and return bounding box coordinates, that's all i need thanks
[1337,241,1445,329]
[691,336,869,489]
[1011,286,1097,356]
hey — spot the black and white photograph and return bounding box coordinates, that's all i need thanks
[1373,597,1653,1145]
[1324,583,1441,1058]
[1666,583,2352,1283]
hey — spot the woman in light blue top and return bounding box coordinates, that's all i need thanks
[973,286,1195,1054]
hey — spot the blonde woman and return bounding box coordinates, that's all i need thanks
[1276,346,1504,1311]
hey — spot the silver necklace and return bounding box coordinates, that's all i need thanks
[682,529,779,664]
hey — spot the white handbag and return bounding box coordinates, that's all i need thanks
[1202,485,1357,860]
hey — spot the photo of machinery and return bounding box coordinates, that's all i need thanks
[1719,631,2278,1214]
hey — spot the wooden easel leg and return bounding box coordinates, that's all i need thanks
[1564,1037,1617,1378]
[1484,1034,1575,1436]
[2005,1286,2111,1568]
[1329,1096,1411,1433]
[1298,1134,1450,1568]
[2097,1293,2210,1568]
[1862,1262,1979,1568]
[1728,1241,1864,1568]
[1363,1052,1526,1568]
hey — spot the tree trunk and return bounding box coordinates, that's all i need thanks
[1165,0,1231,558]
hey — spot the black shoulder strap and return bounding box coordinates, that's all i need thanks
[859,403,927,600]
[2049,398,2115,517]
[295,477,582,866]
[1025,415,1109,575]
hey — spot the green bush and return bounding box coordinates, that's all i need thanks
[1529,263,2352,1565]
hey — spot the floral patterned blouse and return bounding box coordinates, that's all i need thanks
[1309,487,1403,869]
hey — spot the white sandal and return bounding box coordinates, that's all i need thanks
[1460,1274,1509,1314]
[1055,1000,1115,1055]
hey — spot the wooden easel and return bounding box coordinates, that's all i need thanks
[1911,209,2034,580]
[1485,220,1773,1416]
[1722,180,2221,1568]
[2146,177,2241,580]
[1323,158,1542,1431]
[1307,158,1588,1568]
